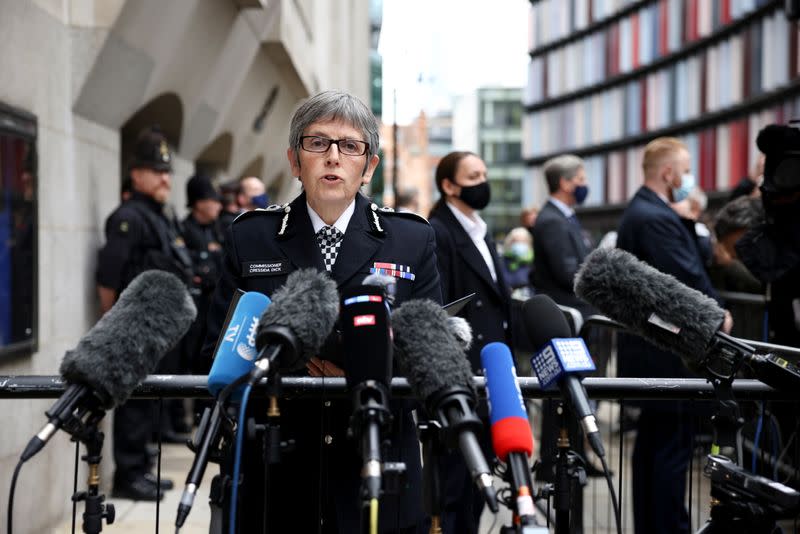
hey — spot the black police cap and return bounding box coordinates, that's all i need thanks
[130,126,173,172]
[186,173,222,207]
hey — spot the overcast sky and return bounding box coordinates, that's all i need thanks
[379,0,529,124]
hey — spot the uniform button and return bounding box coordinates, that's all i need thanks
[475,300,483,308]
[324,401,331,407]
[324,434,333,445]
[477,334,484,341]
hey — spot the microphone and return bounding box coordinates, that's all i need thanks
[250,268,340,383]
[176,291,271,529]
[480,342,537,524]
[525,295,605,459]
[393,298,499,513]
[22,270,197,462]
[362,272,396,308]
[207,292,272,399]
[340,283,393,507]
[574,247,800,390]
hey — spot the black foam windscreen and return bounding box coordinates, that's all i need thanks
[574,247,725,369]
[59,270,197,409]
[255,268,340,371]
[393,298,474,400]
[521,295,573,350]
[340,284,392,388]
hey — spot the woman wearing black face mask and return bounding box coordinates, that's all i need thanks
[427,151,513,534]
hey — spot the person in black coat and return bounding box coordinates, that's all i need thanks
[532,154,594,317]
[97,126,193,501]
[428,150,512,534]
[182,173,225,374]
[201,90,441,533]
[530,154,599,529]
[617,137,732,534]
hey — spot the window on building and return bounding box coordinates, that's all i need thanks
[482,101,522,128]
[489,178,522,204]
[0,103,37,358]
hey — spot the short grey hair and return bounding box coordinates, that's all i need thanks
[289,90,380,161]
[714,196,764,240]
[543,154,584,194]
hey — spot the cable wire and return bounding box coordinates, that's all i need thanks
[7,459,23,534]
[229,382,254,534]
[600,455,622,534]
[753,401,765,473]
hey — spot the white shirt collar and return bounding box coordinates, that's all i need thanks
[307,199,356,235]
[548,196,575,218]
[446,201,487,241]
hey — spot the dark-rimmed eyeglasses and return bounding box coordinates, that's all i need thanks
[300,136,369,156]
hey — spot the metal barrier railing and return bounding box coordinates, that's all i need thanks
[2,375,798,533]
[0,375,794,400]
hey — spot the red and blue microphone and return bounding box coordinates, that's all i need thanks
[481,342,538,525]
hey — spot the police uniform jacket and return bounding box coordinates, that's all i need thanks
[428,201,512,371]
[96,191,192,293]
[202,191,442,532]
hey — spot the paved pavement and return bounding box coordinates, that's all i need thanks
[53,442,211,534]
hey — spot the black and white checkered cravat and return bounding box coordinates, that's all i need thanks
[316,225,344,272]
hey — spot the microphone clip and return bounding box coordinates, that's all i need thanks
[427,385,482,449]
[348,381,393,436]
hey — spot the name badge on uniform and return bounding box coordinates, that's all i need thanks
[370,262,415,281]
[242,260,290,277]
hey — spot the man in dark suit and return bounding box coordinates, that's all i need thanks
[617,137,732,534]
[429,150,512,534]
[531,154,596,530]
[202,91,441,533]
[532,154,593,316]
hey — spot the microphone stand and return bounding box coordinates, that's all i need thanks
[540,401,586,534]
[418,419,444,534]
[347,381,393,534]
[69,413,115,534]
[246,371,293,534]
[695,348,800,533]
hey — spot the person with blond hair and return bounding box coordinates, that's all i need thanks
[617,136,732,534]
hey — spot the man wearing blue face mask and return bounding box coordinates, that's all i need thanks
[531,154,600,529]
[617,137,732,534]
[237,175,269,211]
[532,154,595,316]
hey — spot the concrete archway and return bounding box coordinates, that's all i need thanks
[195,132,233,178]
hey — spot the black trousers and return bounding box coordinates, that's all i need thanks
[113,399,154,482]
[631,402,693,534]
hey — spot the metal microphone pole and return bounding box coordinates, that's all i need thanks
[71,425,115,534]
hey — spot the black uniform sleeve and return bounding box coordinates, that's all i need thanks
[430,218,455,304]
[411,224,443,305]
[200,225,242,362]
[96,208,143,291]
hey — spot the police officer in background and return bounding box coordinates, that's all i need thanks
[182,173,224,373]
[96,126,193,501]
[202,90,441,532]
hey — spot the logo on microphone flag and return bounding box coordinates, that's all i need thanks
[354,314,377,327]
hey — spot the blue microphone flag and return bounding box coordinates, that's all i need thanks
[531,338,595,390]
[208,291,271,399]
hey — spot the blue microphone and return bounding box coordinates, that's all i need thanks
[481,342,539,525]
[524,295,605,459]
[176,291,270,529]
[208,291,271,400]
